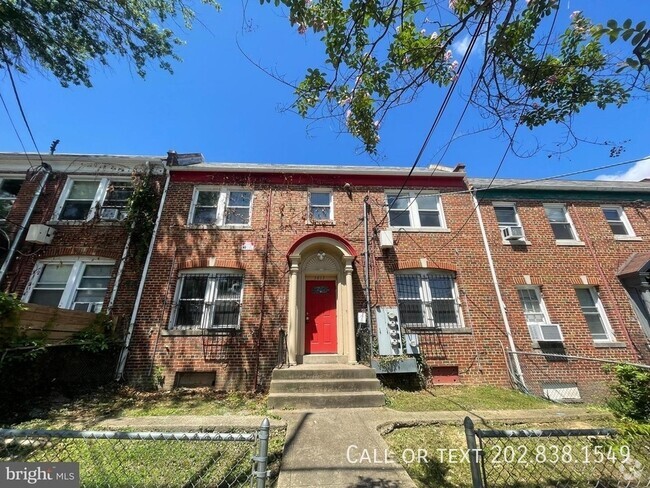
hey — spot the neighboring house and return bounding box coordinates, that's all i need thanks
[471,178,650,401]
[0,153,165,329]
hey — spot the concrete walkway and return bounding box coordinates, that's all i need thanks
[97,407,612,488]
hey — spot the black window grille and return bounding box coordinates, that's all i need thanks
[173,273,243,330]
[396,273,460,329]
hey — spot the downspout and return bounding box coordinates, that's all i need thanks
[471,187,527,391]
[0,165,51,284]
[107,234,131,313]
[115,163,171,381]
[363,196,373,365]
[253,188,273,391]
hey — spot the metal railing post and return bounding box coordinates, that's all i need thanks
[254,417,270,488]
[464,416,484,488]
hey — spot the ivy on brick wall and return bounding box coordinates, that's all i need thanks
[125,168,158,263]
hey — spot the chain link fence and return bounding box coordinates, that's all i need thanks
[0,418,272,487]
[464,417,650,488]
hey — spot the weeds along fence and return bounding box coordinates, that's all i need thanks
[506,350,650,403]
[464,417,650,488]
[0,418,272,488]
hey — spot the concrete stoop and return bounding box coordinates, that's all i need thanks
[268,363,385,409]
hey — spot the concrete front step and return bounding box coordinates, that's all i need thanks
[271,364,378,381]
[302,354,348,365]
[268,391,385,409]
[268,364,384,409]
[269,378,381,394]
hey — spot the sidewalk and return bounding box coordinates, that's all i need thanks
[97,407,612,488]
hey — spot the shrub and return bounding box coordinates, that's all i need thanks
[607,364,650,422]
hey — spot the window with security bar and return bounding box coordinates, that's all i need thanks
[395,272,462,329]
[172,272,244,330]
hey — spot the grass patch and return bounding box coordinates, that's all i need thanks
[384,419,649,488]
[7,386,268,430]
[384,385,564,412]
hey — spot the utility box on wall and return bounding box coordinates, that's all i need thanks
[375,306,402,355]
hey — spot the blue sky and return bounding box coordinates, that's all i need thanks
[0,0,648,181]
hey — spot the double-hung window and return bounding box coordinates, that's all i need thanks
[517,287,563,342]
[309,190,333,222]
[172,271,244,330]
[395,272,462,329]
[493,203,526,241]
[386,192,445,229]
[54,178,133,221]
[23,258,115,312]
[602,206,636,238]
[543,204,579,242]
[0,178,23,220]
[575,287,615,342]
[190,188,252,226]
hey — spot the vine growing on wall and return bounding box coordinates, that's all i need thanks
[125,168,159,263]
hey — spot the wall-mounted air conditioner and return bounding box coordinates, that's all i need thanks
[502,226,524,240]
[379,230,394,249]
[25,224,55,245]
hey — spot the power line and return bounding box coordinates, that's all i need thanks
[2,49,45,166]
[433,3,561,254]
[375,8,489,228]
[0,90,35,169]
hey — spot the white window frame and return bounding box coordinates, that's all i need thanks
[493,201,528,243]
[170,269,245,330]
[516,286,564,342]
[22,257,115,312]
[188,186,253,228]
[0,176,23,220]
[385,191,447,230]
[575,286,616,342]
[308,188,334,222]
[52,177,132,222]
[601,205,637,240]
[395,270,464,329]
[543,203,582,245]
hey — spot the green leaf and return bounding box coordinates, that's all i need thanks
[623,18,632,29]
[622,29,633,41]
[636,21,646,31]
[632,31,645,45]
[607,19,618,29]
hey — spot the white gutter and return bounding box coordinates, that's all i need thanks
[0,168,51,283]
[471,188,527,391]
[115,166,171,381]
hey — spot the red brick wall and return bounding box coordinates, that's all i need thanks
[126,172,511,390]
[478,196,650,401]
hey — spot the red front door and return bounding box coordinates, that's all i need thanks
[305,280,337,354]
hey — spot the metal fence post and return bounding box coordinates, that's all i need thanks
[254,417,270,488]
[464,416,484,488]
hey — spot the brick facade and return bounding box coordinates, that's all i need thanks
[2,153,649,402]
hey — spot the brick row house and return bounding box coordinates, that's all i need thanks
[2,152,649,403]
[0,153,165,340]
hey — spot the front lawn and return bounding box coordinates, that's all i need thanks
[384,385,565,411]
[8,386,268,429]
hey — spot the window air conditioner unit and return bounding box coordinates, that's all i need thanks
[533,323,564,342]
[25,224,55,245]
[502,226,524,240]
[100,207,121,221]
